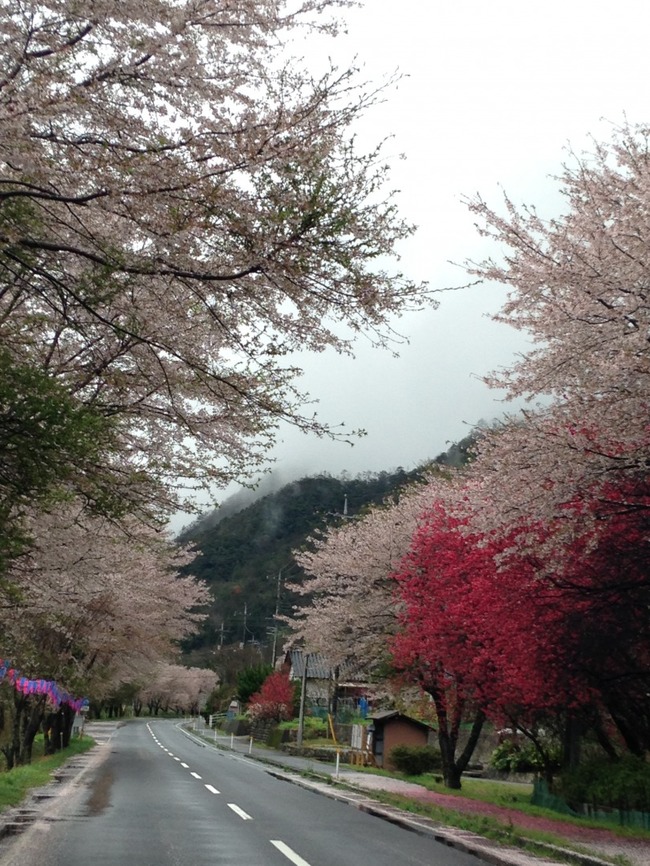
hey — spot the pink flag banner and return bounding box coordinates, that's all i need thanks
[0,659,88,713]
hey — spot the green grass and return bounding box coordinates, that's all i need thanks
[363,788,627,866]
[326,768,650,866]
[205,725,648,864]
[0,735,95,812]
[379,772,650,837]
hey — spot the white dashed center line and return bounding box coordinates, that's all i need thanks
[227,803,252,820]
[205,784,220,794]
[270,840,312,865]
[180,762,189,768]
[190,772,202,779]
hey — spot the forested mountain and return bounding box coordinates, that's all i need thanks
[177,436,477,665]
[178,467,422,659]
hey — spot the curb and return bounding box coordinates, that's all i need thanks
[262,767,615,866]
[187,727,619,866]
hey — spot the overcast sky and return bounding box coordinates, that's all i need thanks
[175,0,650,525]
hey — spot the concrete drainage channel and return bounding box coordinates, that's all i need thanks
[0,752,104,841]
[2,809,41,836]
[0,721,121,844]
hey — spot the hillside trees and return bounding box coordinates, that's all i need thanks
[179,468,426,657]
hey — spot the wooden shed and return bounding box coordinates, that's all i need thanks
[368,710,436,770]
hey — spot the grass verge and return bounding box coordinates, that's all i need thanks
[339,785,634,866]
[365,771,650,839]
[0,735,95,812]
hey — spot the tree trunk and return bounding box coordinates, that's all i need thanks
[592,713,619,761]
[43,707,70,753]
[19,697,46,765]
[425,684,485,789]
[456,709,486,775]
[562,714,583,771]
[440,739,463,789]
[8,692,26,766]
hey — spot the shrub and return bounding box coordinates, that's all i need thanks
[490,739,543,773]
[277,716,329,738]
[236,664,273,705]
[390,744,441,775]
[559,756,650,812]
[248,672,294,723]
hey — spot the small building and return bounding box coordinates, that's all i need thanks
[284,650,372,718]
[368,710,436,770]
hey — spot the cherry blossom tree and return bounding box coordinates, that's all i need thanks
[391,495,602,787]
[0,0,432,523]
[391,500,495,789]
[464,123,650,540]
[0,0,435,757]
[138,662,218,716]
[452,123,650,763]
[287,475,443,674]
[0,501,210,760]
[540,488,650,758]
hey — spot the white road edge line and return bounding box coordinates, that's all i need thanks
[270,840,312,866]
[227,803,252,820]
[190,772,202,779]
[205,784,220,794]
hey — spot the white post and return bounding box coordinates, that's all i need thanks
[335,750,340,780]
[230,732,234,749]
[249,737,253,754]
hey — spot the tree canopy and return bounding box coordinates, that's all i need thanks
[1,0,431,520]
[285,123,650,786]
[0,0,433,755]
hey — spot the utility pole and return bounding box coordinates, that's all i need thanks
[271,569,282,665]
[241,602,247,647]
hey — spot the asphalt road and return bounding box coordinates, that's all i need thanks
[0,719,485,866]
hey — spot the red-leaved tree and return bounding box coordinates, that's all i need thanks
[391,497,605,787]
[248,672,295,723]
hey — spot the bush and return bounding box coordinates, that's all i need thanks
[390,744,441,775]
[248,672,294,723]
[278,716,328,736]
[236,664,273,705]
[559,756,650,812]
[490,739,544,773]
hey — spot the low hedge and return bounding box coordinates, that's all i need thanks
[389,744,441,775]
